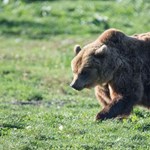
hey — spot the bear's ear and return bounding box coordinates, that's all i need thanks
[95,45,108,57]
[74,45,81,55]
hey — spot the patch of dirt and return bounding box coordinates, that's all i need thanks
[10,99,77,107]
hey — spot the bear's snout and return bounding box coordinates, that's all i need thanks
[70,80,84,91]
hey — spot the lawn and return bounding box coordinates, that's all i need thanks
[0,0,150,149]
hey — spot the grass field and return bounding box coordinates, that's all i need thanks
[0,0,150,149]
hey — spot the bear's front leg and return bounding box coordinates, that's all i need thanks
[96,96,133,120]
[96,79,143,120]
[95,85,112,108]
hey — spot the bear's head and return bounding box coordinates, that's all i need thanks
[70,29,123,91]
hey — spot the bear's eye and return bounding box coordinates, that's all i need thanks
[80,70,89,76]
[94,53,105,59]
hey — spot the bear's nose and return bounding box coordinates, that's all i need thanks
[70,82,78,90]
[70,82,83,91]
[70,82,75,89]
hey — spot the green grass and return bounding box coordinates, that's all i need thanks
[0,0,150,149]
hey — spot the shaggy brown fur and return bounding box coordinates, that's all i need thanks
[70,28,150,120]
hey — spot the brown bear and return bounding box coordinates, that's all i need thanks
[70,28,150,120]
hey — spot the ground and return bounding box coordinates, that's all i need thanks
[0,0,150,149]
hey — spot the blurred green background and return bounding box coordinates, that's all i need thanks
[0,0,150,149]
[0,0,150,39]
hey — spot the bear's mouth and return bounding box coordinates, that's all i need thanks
[85,84,91,89]
[85,83,95,89]
[84,80,99,89]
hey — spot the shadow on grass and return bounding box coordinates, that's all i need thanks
[23,0,57,2]
[35,134,57,141]
[11,101,43,106]
[0,19,62,39]
[0,18,109,39]
[0,19,46,29]
[0,19,49,39]
[0,123,25,129]
[0,123,25,136]
[137,123,150,132]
